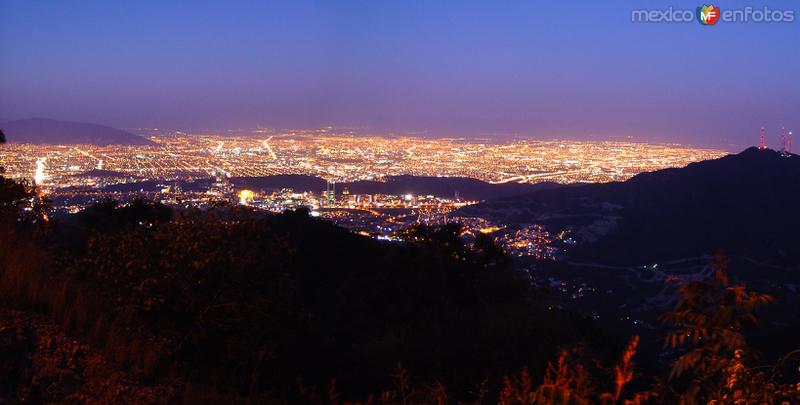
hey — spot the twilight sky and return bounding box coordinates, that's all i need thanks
[1,0,798,150]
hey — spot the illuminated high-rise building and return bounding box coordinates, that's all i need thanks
[326,181,336,205]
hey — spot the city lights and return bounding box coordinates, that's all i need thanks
[0,130,726,188]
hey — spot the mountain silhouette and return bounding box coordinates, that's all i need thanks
[462,147,800,264]
[231,174,560,200]
[1,118,155,146]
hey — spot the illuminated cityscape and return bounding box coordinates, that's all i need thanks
[1,129,726,187]
[2,0,800,401]
[0,129,727,260]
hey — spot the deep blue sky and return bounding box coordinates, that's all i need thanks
[1,1,798,150]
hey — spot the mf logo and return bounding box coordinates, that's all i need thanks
[697,4,720,25]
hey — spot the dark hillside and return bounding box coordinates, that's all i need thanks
[0,193,610,402]
[464,148,800,264]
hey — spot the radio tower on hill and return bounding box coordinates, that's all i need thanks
[789,131,793,154]
[781,126,787,153]
[759,127,765,149]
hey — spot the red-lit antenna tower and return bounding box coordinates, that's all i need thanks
[759,127,765,149]
[781,126,787,152]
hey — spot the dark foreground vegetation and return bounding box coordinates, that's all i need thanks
[1,173,799,404]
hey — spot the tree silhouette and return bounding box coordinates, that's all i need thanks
[400,223,468,261]
[660,254,773,403]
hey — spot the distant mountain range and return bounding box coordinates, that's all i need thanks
[0,118,155,146]
[461,147,800,264]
